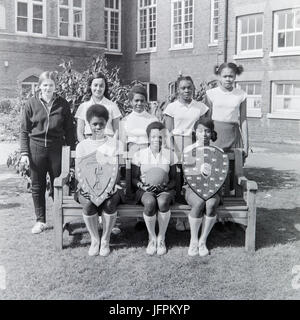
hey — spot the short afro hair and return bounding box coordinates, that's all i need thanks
[86,104,109,123]
[146,121,165,138]
[128,84,148,101]
[193,118,217,142]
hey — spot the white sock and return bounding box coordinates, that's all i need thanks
[199,215,217,245]
[101,211,117,243]
[188,215,203,243]
[157,210,171,241]
[143,213,157,241]
[82,213,100,245]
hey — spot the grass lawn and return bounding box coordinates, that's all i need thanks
[0,143,300,300]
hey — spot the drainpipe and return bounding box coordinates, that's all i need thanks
[224,0,229,62]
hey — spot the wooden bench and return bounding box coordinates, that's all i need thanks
[53,146,258,252]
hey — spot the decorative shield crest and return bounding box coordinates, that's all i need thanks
[182,146,229,200]
[76,150,119,206]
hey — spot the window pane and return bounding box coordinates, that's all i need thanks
[239,83,247,92]
[295,10,300,28]
[17,2,28,17]
[33,5,43,19]
[248,35,255,50]
[248,84,254,95]
[60,23,68,36]
[278,13,286,29]
[60,8,69,22]
[241,17,248,34]
[285,84,292,95]
[294,84,300,95]
[60,0,69,5]
[256,15,263,32]
[296,31,300,46]
[73,0,82,8]
[74,10,82,23]
[256,34,262,49]
[255,83,262,95]
[17,17,27,31]
[286,31,293,47]
[33,19,43,33]
[241,36,247,50]
[73,24,82,38]
[286,12,294,29]
[249,16,255,33]
[278,32,285,47]
[283,98,291,109]
[276,84,283,95]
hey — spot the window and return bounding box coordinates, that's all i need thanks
[21,75,39,96]
[138,0,157,52]
[210,0,219,44]
[271,81,300,117]
[273,8,300,54]
[171,0,194,49]
[237,82,262,117]
[16,0,46,35]
[0,4,6,29]
[237,14,263,56]
[105,0,121,52]
[59,0,85,40]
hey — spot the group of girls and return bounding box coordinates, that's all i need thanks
[20,61,248,258]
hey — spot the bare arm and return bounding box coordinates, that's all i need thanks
[112,117,121,138]
[203,94,213,119]
[240,99,249,158]
[77,118,86,142]
[164,115,174,150]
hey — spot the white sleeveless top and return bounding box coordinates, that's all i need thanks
[206,87,246,123]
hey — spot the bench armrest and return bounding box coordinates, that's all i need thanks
[238,176,258,192]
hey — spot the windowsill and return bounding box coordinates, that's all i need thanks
[233,52,264,59]
[267,113,300,120]
[169,45,194,51]
[15,32,46,38]
[247,110,262,118]
[269,51,300,57]
[104,51,123,56]
[58,35,86,41]
[208,42,218,47]
[136,49,157,55]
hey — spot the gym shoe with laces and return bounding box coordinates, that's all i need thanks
[188,242,198,256]
[198,242,209,257]
[157,238,167,256]
[88,240,100,256]
[146,238,157,255]
[99,240,111,257]
[31,222,47,234]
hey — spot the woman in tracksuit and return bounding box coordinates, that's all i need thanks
[20,71,76,234]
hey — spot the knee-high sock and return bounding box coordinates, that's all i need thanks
[188,215,203,243]
[199,215,217,245]
[82,213,100,245]
[101,211,117,243]
[157,210,171,241]
[143,213,157,241]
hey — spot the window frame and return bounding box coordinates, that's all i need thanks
[269,81,300,119]
[209,0,219,45]
[272,8,300,56]
[170,0,194,50]
[137,0,157,53]
[105,0,122,52]
[15,0,46,37]
[58,0,86,41]
[236,81,262,118]
[236,13,264,58]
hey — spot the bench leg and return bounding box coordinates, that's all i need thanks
[54,192,63,250]
[245,191,256,252]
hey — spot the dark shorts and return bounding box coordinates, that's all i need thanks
[135,189,176,204]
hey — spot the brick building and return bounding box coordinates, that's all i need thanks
[0,0,299,143]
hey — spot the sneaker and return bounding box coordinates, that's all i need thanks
[99,240,110,257]
[157,239,167,256]
[198,242,209,257]
[146,238,157,255]
[31,222,47,234]
[88,240,100,256]
[188,242,198,256]
[111,226,121,235]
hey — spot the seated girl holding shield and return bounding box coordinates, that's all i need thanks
[75,104,124,257]
[131,122,178,256]
[182,118,221,257]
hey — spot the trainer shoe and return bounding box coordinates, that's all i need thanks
[157,239,167,256]
[31,222,47,234]
[188,242,198,256]
[88,240,100,256]
[198,242,209,257]
[146,238,157,255]
[99,240,111,257]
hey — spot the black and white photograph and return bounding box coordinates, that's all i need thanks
[0,0,300,304]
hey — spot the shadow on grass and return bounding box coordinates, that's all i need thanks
[244,167,299,191]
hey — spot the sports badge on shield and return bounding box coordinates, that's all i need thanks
[182,146,229,200]
[76,149,119,206]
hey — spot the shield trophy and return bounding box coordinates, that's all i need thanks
[182,146,229,200]
[76,149,119,206]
